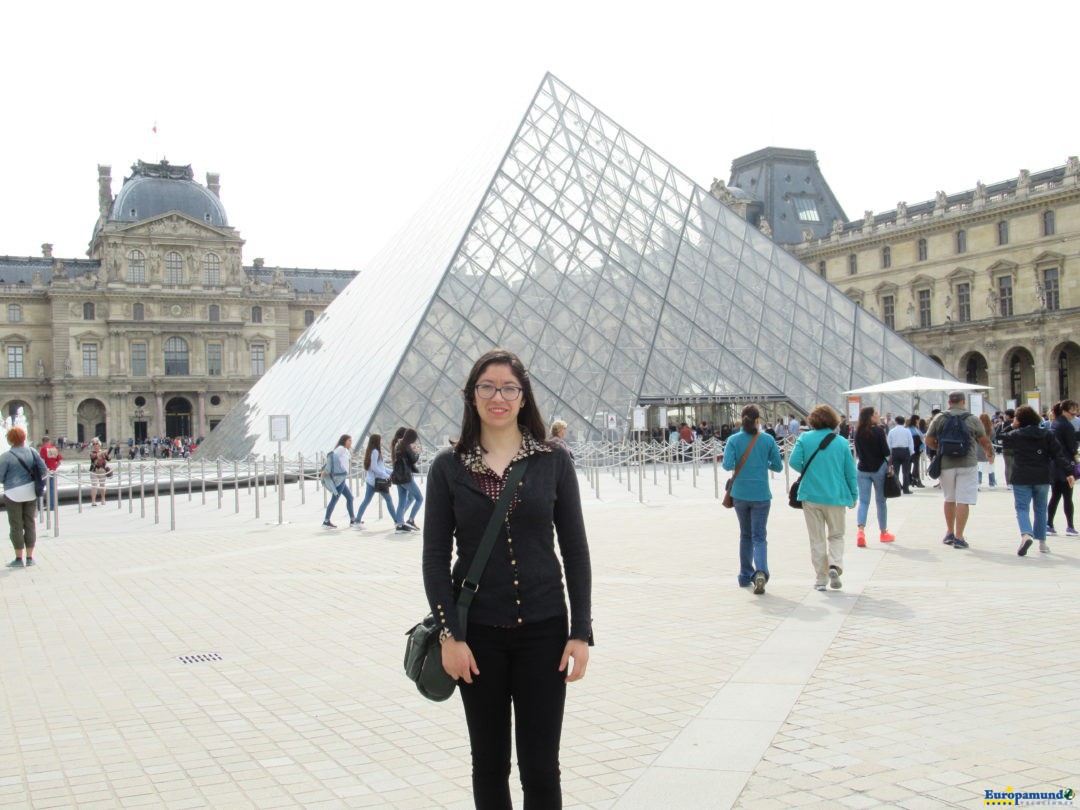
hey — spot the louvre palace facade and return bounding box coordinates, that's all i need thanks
[0,160,355,444]
[725,148,1080,409]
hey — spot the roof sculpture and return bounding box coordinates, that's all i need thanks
[195,74,951,459]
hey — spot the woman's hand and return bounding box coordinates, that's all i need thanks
[441,639,479,683]
[559,639,590,683]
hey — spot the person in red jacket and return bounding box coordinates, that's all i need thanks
[39,435,62,509]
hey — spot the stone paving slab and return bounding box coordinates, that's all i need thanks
[2,462,1077,808]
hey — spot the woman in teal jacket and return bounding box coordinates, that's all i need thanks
[722,405,784,594]
[789,404,858,591]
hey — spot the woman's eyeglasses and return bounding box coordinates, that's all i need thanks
[475,383,522,401]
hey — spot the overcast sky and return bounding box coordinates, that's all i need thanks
[4,1,1075,271]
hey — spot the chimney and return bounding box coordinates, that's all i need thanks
[41,243,53,259]
[97,165,113,219]
[206,172,221,198]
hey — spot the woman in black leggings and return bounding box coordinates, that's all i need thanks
[423,349,593,809]
[1047,399,1078,535]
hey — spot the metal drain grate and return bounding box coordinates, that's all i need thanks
[177,652,223,665]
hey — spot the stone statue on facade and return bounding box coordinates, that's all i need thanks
[1067,156,1079,179]
[802,228,815,243]
[934,190,948,211]
[1016,169,1031,192]
[896,201,907,220]
[907,302,915,329]
[944,295,953,322]
[986,289,998,317]
[831,219,843,237]
[863,210,875,229]
[709,178,735,204]
[758,218,772,238]
[37,359,46,379]
[973,180,987,204]
[63,356,73,377]
[52,258,67,280]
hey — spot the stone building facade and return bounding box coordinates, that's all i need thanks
[1,160,355,443]
[726,151,1080,409]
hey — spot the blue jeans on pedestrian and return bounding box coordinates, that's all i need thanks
[355,482,396,523]
[324,482,355,523]
[395,479,423,524]
[733,498,771,586]
[1012,484,1049,540]
[857,461,888,530]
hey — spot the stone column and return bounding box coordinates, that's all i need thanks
[197,393,207,439]
[1032,336,1048,400]
[155,393,165,438]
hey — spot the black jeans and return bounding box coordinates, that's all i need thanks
[1048,479,1075,529]
[459,616,568,810]
[890,447,912,491]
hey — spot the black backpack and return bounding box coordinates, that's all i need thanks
[14,450,46,499]
[937,412,972,458]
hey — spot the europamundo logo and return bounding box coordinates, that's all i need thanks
[984,786,1075,806]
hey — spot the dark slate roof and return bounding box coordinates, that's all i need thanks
[0,256,100,284]
[247,267,357,294]
[109,161,228,227]
[728,147,848,245]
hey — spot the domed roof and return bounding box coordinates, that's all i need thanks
[109,160,228,227]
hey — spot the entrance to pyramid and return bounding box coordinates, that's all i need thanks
[637,395,804,441]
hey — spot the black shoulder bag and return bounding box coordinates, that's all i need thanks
[789,433,838,509]
[404,458,529,701]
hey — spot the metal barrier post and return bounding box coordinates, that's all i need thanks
[52,474,60,537]
[234,462,240,513]
[217,459,223,509]
[153,459,160,525]
[262,456,268,498]
[117,457,123,510]
[201,458,206,505]
[299,453,306,505]
[127,460,134,513]
[140,464,146,518]
[77,465,83,513]
[187,457,193,501]
[638,442,644,504]
[169,467,176,531]
[254,458,261,519]
[278,455,284,525]
[714,448,720,499]
[667,445,673,495]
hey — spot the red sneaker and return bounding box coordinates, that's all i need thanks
[857,528,866,548]
[880,530,896,543]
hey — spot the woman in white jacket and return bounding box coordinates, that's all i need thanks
[322,434,356,528]
[354,434,397,527]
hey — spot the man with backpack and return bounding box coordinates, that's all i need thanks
[924,391,996,549]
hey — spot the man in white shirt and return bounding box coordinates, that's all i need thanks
[788,415,800,439]
[887,416,916,494]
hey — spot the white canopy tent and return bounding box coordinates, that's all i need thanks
[845,376,992,416]
[845,376,989,395]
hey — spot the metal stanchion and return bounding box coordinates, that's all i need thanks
[169,467,176,531]
[637,442,644,504]
[217,459,223,509]
[201,458,206,505]
[77,465,83,512]
[52,474,60,537]
[278,455,284,525]
[667,446,673,495]
[139,464,146,518]
[254,458,261,519]
[262,456,268,498]
[692,441,699,488]
[713,448,720,499]
[153,459,160,525]
[234,461,240,513]
[127,459,134,513]
[187,457,192,501]
[299,453,306,505]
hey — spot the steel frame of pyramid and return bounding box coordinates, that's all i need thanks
[197,74,950,459]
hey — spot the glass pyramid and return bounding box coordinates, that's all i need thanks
[197,74,949,459]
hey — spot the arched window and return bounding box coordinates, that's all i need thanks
[998,220,1009,245]
[1044,210,1056,236]
[165,252,183,285]
[164,337,190,376]
[251,306,262,324]
[133,302,144,321]
[7,303,22,322]
[848,254,858,275]
[304,309,315,326]
[917,238,928,262]
[83,302,95,320]
[956,230,967,254]
[965,356,980,383]
[208,304,220,323]
[881,246,891,269]
[204,253,221,286]
[128,249,146,283]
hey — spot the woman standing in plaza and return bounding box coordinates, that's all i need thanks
[353,434,396,527]
[852,406,895,547]
[392,428,423,533]
[790,405,858,591]
[1,426,48,567]
[1047,399,1078,536]
[722,404,783,594]
[88,438,110,507]
[423,348,592,809]
[322,434,356,528]
[1001,405,1075,556]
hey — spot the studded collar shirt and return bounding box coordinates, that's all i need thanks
[422,436,593,643]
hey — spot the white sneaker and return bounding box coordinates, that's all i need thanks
[828,567,842,590]
[1039,541,1050,554]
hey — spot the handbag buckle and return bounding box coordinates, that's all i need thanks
[460,579,480,593]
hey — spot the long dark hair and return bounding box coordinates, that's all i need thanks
[335,434,351,449]
[363,434,382,470]
[389,427,405,460]
[394,428,419,461]
[455,348,546,454]
[740,404,760,435]
[855,406,876,439]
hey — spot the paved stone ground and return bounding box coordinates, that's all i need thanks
[1,460,1077,809]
